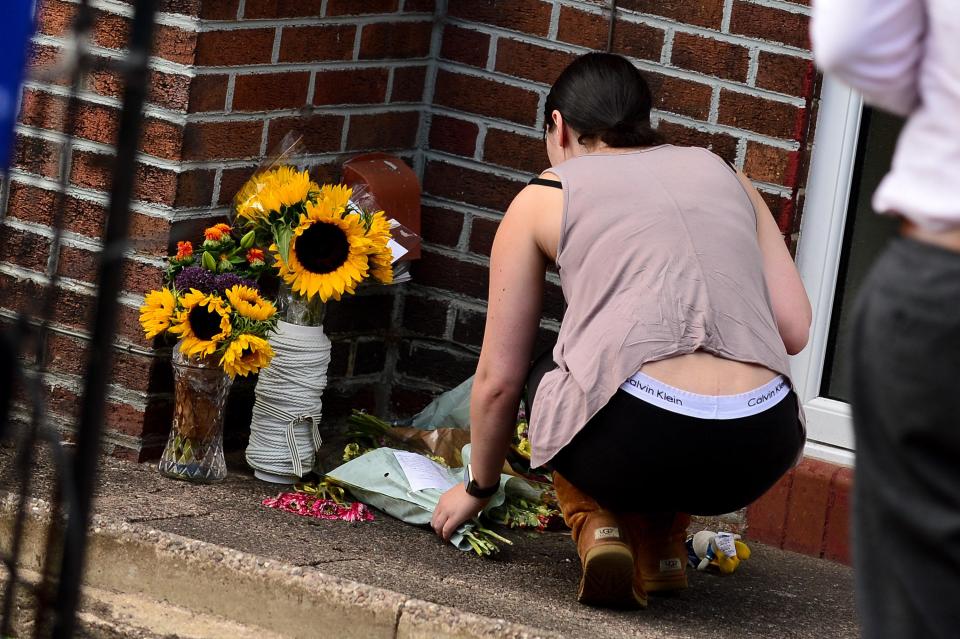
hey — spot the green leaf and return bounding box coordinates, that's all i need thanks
[274,226,293,263]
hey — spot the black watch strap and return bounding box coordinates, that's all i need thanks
[464,464,499,498]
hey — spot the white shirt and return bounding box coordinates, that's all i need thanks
[812,0,960,231]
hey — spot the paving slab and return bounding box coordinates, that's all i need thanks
[1,444,858,638]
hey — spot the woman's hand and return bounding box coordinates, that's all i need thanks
[431,484,490,542]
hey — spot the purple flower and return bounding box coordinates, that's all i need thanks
[174,266,216,294]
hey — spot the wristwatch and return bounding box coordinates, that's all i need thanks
[463,464,499,499]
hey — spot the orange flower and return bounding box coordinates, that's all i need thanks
[175,241,193,260]
[246,248,265,265]
[204,223,232,242]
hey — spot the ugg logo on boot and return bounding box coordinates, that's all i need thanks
[594,527,621,540]
[659,558,683,572]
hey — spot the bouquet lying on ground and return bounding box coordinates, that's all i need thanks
[139,223,278,377]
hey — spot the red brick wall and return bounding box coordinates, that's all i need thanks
[397,0,816,409]
[4,0,435,460]
[6,0,818,462]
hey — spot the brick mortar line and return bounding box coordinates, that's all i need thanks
[473,124,488,163]
[660,29,675,66]
[191,58,433,75]
[455,209,474,253]
[419,239,490,268]
[438,42,808,107]
[722,0,735,33]
[39,369,160,411]
[655,111,803,150]
[31,34,194,78]
[428,103,802,160]
[6,171,180,220]
[384,68,395,102]
[271,27,283,65]
[22,80,191,126]
[708,87,721,125]
[15,124,184,172]
[199,14,437,32]
[431,106,542,139]
[752,179,794,198]
[210,168,223,207]
[63,0,200,29]
[184,103,423,123]
[7,408,151,448]
[40,34,428,81]
[0,309,161,357]
[14,121,387,174]
[744,0,812,16]
[747,47,761,87]
[558,0,812,52]
[485,34,498,73]
[420,194,512,223]
[547,1,561,40]
[414,0,450,180]
[1,217,166,266]
[224,74,236,112]
[66,0,437,30]
[444,13,812,60]
[424,149,535,183]
[0,262,141,311]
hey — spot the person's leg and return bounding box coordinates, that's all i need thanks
[849,237,960,639]
[552,471,646,608]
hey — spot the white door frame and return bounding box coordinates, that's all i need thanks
[790,77,864,468]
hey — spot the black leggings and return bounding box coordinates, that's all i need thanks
[527,353,804,515]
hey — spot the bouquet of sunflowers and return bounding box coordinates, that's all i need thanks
[139,222,278,378]
[233,165,394,322]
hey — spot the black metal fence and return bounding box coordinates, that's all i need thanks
[0,1,157,635]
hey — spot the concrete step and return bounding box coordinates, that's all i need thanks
[0,448,859,638]
[1,567,284,639]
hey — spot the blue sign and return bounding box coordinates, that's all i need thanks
[0,1,37,172]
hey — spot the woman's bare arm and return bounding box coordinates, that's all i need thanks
[737,170,812,355]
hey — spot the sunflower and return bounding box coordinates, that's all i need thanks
[317,183,352,214]
[169,289,233,358]
[274,198,371,302]
[219,334,274,378]
[139,287,177,339]
[225,284,276,321]
[365,211,393,284]
[235,167,318,224]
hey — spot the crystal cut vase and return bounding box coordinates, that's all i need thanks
[158,346,233,483]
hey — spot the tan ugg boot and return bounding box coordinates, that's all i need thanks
[622,512,691,594]
[553,472,647,608]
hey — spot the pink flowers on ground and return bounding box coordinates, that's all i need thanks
[261,492,374,522]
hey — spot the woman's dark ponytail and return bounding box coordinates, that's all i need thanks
[545,52,664,149]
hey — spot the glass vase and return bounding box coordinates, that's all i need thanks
[278,282,326,326]
[158,346,233,483]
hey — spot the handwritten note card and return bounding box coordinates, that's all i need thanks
[393,451,456,492]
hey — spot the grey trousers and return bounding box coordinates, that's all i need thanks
[849,236,960,639]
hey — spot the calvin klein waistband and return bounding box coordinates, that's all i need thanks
[619,370,790,420]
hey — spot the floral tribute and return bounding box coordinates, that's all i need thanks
[233,166,394,303]
[262,480,374,523]
[139,223,278,378]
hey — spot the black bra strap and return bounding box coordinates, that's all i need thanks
[528,177,562,189]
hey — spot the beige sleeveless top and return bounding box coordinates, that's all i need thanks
[528,145,800,468]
